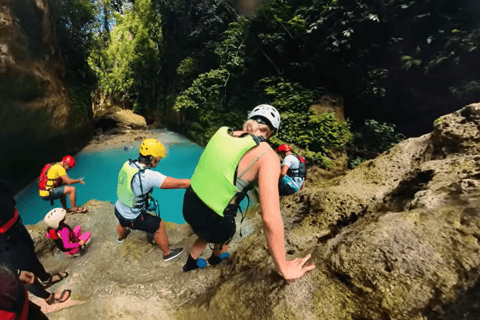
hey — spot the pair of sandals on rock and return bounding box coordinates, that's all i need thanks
[41,271,71,305]
[67,206,88,213]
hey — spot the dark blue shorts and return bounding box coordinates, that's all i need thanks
[114,207,161,234]
[40,186,65,201]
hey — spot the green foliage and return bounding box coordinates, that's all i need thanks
[276,112,351,167]
[450,81,480,97]
[401,56,422,70]
[173,17,251,143]
[357,68,389,97]
[214,17,251,70]
[258,77,319,113]
[88,0,162,112]
[434,117,442,124]
[427,29,480,71]
[50,0,97,114]
[70,85,92,118]
[174,69,230,111]
[50,0,96,84]
[348,119,404,168]
[177,57,196,76]
[348,156,366,169]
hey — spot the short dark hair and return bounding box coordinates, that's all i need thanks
[138,154,153,165]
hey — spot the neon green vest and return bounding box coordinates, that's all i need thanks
[117,161,140,208]
[191,127,258,216]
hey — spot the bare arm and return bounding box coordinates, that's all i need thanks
[258,151,315,280]
[60,175,85,185]
[161,177,191,189]
[279,164,290,180]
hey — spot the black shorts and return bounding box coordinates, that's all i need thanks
[183,187,235,244]
[114,207,161,234]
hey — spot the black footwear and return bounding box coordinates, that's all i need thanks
[117,228,131,243]
[183,256,207,272]
[163,248,184,262]
[41,272,69,288]
[208,252,230,265]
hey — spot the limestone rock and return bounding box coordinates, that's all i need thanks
[0,0,93,191]
[97,108,147,132]
[28,103,480,320]
[174,102,480,320]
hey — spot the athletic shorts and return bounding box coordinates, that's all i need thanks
[183,187,236,244]
[114,207,161,234]
[40,186,65,201]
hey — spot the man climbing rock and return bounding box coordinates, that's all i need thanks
[277,144,306,195]
[38,155,87,213]
[115,139,190,262]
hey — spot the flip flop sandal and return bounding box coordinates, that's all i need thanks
[46,289,71,305]
[71,206,88,213]
[41,272,69,288]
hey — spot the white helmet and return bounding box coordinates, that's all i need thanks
[44,208,66,229]
[248,104,281,133]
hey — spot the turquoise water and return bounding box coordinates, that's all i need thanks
[15,131,204,225]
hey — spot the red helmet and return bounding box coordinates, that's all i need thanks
[277,144,292,153]
[62,155,75,168]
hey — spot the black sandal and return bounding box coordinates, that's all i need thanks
[46,289,71,305]
[41,272,69,288]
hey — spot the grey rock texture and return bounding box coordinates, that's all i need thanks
[28,103,480,319]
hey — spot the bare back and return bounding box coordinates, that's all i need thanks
[233,130,279,185]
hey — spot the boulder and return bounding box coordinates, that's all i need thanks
[96,108,147,132]
[175,102,480,320]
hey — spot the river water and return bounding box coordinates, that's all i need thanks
[15,131,204,225]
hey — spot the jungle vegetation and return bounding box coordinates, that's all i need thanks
[51,0,480,167]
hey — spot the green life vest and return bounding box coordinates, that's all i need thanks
[117,161,149,209]
[191,127,261,216]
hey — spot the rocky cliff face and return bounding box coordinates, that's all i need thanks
[0,0,93,191]
[28,103,480,319]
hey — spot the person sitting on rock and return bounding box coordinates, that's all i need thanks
[115,139,190,262]
[182,104,315,281]
[0,264,49,320]
[0,180,71,306]
[38,155,88,213]
[44,208,91,257]
[277,144,306,195]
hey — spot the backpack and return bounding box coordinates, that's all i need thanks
[288,154,307,179]
[38,164,61,191]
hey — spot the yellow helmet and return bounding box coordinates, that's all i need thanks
[139,139,166,158]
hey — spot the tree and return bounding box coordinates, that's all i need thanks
[88,0,162,114]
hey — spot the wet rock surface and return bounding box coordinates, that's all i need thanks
[27,103,480,319]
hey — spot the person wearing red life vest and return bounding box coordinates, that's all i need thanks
[277,144,307,195]
[0,265,50,320]
[38,155,87,213]
[0,180,71,306]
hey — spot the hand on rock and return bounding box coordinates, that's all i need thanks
[280,254,315,282]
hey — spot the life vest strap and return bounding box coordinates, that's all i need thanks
[0,210,19,234]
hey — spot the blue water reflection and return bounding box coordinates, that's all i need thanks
[15,133,204,225]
